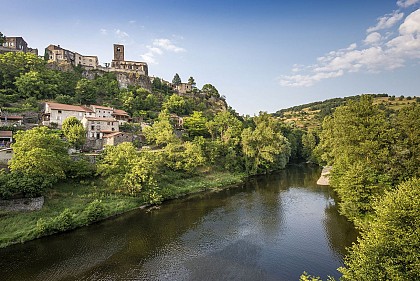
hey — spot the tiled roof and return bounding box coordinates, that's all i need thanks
[103,132,123,138]
[0,115,23,120]
[85,117,117,122]
[91,105,113,110]
[46,102,93,113]
[112,109,129,116]
[0,131,13,137]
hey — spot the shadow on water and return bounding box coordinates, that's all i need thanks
[0,164,357,281]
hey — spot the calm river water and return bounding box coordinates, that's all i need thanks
[0,164,357,281]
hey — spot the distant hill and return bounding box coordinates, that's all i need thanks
[273,94,419,129]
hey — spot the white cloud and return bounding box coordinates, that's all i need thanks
[367,10,404,33]
[100,28,107,35]
[140,38,185,64]
[397,0,420,8]
[115,29,129,39]
[129,20,136,24]
[153,38,186,53]
[364,32,382,45]
[278,9,420,87]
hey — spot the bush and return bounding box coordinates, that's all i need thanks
[84,199,105,223]
[36,208,75,235]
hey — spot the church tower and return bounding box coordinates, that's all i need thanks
[113,44,124,61]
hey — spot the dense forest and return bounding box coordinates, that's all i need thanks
[0,51,419,280]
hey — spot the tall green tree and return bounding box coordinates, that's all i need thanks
[241,113,291,175]
[172,73,181,86]
[14,69,60,99]
[340,178,420,281]
[207,110,243,146]
[183,111,209,138]
[0,51,46,90]
[201,83,220,98]
[75,78,97,104]
[143,110,179,147]
[187,76,196,87]
[62,117,86,149]
[10,127,69,185]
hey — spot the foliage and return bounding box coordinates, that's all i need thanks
[10,127,70,186]
[172,73,181,85]
[340,178,420,281]
[75,78,97,104]
[315,96,420,222]
[187,76,196,87]
[62,116,86,149]
[241,112,291,175]
[0,52,45,90]
[183,111,209,138]
[0,32,5,45]
[83,200,105,223]
[143,110,179,146]
[201,83,220,98]
[162,141,205,174]
[14,69,61,99]
[162,94,192,115]
[206,110,243,146]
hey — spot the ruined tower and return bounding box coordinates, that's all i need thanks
[113,44,124,61]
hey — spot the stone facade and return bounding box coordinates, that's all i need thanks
[1,37,38,55]
[81,116,119,140]
[110,44,148,76]
[103,132,133,146]
[45,44,98,69]
[42,102,95,127]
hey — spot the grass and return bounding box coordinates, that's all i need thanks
[0,170,246,248]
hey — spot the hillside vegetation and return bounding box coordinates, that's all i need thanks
[274,94,419,129]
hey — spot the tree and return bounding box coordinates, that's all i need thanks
[163,141,205,174]
[75,78,97,104]
[187,76,196,87]
[183,111,209,138]
[206,110,243,146]
[241,113,291,175]
[62,117,86,149]
[14,69,60,99]
[0,32,5,45]
[143,110,179,147]
[340,178,420,280]
[10,127,69,186]
[162,94,190,115]
[0,51,46,90]
[201,83,220,98]
[172,73,181,86]
[316,96,398,222]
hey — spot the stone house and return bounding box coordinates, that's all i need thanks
[81,116,119,140]
[42,102,95,127]
[1,36,38,55]
[112,109,130,125]
[103,132,133,146]
[45,44,98,69]
[0,131,13,147]
[89,105,114,118]
[0,115,23,126]
[173,83,193,94]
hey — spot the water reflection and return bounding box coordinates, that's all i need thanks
[0,164,357,281]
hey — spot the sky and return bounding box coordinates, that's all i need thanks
[1,0,420,115]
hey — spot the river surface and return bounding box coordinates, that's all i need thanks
[0,164,357,281]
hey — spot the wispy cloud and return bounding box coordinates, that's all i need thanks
[397,0,420,8]
[100,28,108,35]
[278,4,420,87]
[367,10,404,33]
[115,29,129,39]
[141,38,185,64]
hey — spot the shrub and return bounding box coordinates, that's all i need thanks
[84,199,105,223]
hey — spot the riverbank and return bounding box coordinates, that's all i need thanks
[0,171,246,248]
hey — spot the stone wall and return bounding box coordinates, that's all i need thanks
[0,196,44,212]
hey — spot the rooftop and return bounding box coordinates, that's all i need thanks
[46,102,93,113]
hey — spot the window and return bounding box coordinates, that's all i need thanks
[112,128,115,131]
[91,125,94,130]
[58,110,62,114]
[79,112,82,117]
[107,122,110,125]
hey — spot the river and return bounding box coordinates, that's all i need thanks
[0,164,357,281]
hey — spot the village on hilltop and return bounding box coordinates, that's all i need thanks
[0,34,209,164]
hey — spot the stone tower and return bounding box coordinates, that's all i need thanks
[113,44,124,61]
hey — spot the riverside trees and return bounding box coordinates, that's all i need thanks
[311,95,420,281]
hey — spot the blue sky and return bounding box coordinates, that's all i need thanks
[1,0,420,115]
